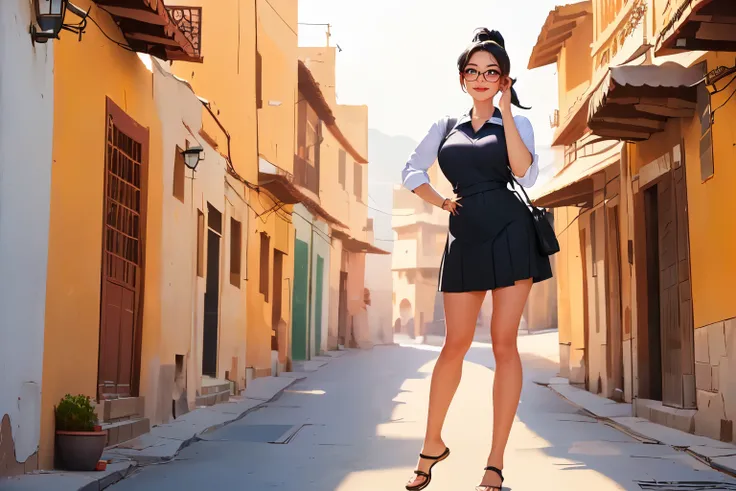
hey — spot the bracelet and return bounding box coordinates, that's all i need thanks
[440,198,449,210]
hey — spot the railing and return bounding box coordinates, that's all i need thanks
[293,154,319,196]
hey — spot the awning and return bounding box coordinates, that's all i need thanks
[531,141,623,208]
[587,62,702,141]
[331,229,390,255]
[298,61,368,164]
[257,172,348,229]
[656,0,736,55]
[528,1,592,69]
[96,1,202,62]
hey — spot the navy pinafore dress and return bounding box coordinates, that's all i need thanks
[437,110,553,292]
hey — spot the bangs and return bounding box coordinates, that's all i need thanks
[458,42,510,75]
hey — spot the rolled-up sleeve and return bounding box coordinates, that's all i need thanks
[401,117,447,191]
[513,115,540,188]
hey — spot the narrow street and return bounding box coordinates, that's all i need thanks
[108,333,736,491]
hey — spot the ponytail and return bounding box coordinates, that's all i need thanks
[509,78,530,110]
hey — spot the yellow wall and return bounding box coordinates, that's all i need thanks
[299,47,337,105]
[681,52,736,327]
[554,206,586,384]
[170,0,257,182]
[171,0,298,375]
[335,104,369,240]
[41,2,163,468]
[245,191,295,373]
[299,47,370,243]
[558,15,594,117]
[257,0,297,173]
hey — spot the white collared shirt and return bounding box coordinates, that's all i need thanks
[401,113,540,191]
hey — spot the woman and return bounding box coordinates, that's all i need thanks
[401,28,553,491]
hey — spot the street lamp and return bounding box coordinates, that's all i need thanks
[182,146,205,171]
[32,0,67,42]
[31,0,88,43]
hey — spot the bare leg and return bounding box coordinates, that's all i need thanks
[478,278,533,489]
[406,291,486,488]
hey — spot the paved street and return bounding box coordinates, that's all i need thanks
[109,333,736,490]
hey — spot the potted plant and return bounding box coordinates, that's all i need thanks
[55,394,107,471]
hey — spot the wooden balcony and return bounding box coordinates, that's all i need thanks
[94,0,202,62]
[657,0,736,54]
[293,154,319,196]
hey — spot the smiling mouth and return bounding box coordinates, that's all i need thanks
[474,87,489,92]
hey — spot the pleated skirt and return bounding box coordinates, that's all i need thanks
[438,188,553,293]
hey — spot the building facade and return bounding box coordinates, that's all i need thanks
[0,0,55,476]
[3,0,386,476]
[531,0,736,440]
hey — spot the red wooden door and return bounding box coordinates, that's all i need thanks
[98,98,149,400]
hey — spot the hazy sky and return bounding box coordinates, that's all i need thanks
[298,0,563,148]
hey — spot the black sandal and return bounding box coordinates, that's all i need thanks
[405,447,450,491]
[476,465,504,490]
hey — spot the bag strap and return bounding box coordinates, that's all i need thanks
[509,172,537,210]
[442,117,458,143]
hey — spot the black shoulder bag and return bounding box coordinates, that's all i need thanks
[511,174,560,256]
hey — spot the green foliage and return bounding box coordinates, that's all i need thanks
[55,394,98,432]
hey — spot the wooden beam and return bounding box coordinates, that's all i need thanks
[696,22,736,42]
[635,104,694,117]
[593,127,652,140]
[606,97,642,105]
[548,21,577,38]
[553,10,590,23]
[597,117,667,130]
[537,32,574,56]
[638,97,696,109]
[98,5,167,25]
[125,32,180,47]
[531,55,559,69]
[691,15,736,24]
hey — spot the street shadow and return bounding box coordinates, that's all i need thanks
[462,341,736,491]
[109,345,437,491]
[109,339,736,491]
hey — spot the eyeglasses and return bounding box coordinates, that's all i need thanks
[462,68,502,83]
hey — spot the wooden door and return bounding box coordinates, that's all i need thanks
[98,99,149,400]
[292,239,309,361]
[673,160,695,409]
[202,228,221,377]
[338,272,348,347]
[606,205,624,398]
[644,186,664,401]
[314,256,325,355]
[579,226,591,391]
[658,165,695,408]
[271,250,284,351]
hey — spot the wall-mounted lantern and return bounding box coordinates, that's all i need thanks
[182,146,205,171]
[31,0,88,43]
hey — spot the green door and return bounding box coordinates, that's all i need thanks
[292,239,309,361]
[314,255,325,355]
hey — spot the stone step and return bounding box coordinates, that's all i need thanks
[195,389,230,407]
[103,417,150,448]
[96,397,145,423]
[200,378,232,396]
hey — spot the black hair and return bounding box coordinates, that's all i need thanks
[457,28,530,110]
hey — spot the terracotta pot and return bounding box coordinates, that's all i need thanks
[55,430,107,471]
